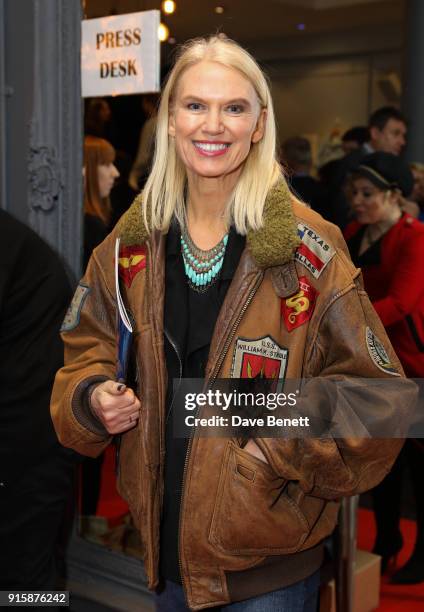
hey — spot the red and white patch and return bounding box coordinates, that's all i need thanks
[118,245,147,288]
[282,276,318,332]
[295,223,335,279]
[231,335,288,392]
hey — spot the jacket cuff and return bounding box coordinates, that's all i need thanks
[72,375,110,436]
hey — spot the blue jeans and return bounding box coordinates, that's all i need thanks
[154,570,320,611]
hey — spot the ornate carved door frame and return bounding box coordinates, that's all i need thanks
[0,0,82,280]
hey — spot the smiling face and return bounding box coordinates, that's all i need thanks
[350,177,396,224]
[168,61,266,185]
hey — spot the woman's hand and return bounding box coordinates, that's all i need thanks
[90,380,141,434]
[244,439,268,464]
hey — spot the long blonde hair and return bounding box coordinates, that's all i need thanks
[143,35,284,235]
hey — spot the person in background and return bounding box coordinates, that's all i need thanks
[281,136,328,219]
[84,98,112,139]
[344,152,424,584]
[128,94,159,191]
[341,126,369,154]
[363,106,407,156]
[328,107,408,228]
[108,150,138,230]
[410,162,424,221]
[83,135,119,269]
[319,127,368,191]
[0,211,75,590]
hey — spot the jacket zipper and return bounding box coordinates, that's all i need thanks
[177,272,263,600]
[145,238,168,583]
[209,274,264,385]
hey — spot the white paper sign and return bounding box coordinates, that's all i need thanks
[81,11,160,97]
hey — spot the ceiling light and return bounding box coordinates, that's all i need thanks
[162,1,176,14]
[215,6,225,14]
[158,23,170,42]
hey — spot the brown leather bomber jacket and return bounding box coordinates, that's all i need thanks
[51,181,415,610]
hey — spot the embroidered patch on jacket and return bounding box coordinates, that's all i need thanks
[61,284,90,332]
[295,223,335,279]
[282,276,318,332]
[118,245,147,288]
[365,327,400,376]
[231,335,288,392]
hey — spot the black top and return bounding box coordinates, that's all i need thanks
[289,175,329,220]
[160,221,245,583]
[84,213,109,269]
[0,211,73,484]
[346,225,382,268]
[326,145,369,229]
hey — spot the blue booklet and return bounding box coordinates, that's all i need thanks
[114,238,134,474]
[114,238,133,382]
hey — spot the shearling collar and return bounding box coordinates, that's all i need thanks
[117,179,300,269]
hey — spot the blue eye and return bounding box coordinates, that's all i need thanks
[227,104,243,114]
[187,102,204,111]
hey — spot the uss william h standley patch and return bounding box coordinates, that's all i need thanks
[365,327,400,376]
[61,283,90,332]
[231,335,288,392]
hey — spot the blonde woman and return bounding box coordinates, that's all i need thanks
[52,37,412,611]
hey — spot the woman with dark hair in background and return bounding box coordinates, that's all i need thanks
[345,152,424,584]
[83,135,119,268]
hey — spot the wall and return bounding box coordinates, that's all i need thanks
[268,52,401,150]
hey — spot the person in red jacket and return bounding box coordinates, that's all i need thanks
[345,151,424,584]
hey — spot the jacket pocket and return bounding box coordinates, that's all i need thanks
[116,425,143,523]
[208,441,309,556]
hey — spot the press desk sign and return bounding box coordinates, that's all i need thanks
[81,10,160,97]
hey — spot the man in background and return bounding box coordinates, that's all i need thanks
[341,126,369,154]
[328,106,407,227]
[0,210,76,589]
[282,136,328,219]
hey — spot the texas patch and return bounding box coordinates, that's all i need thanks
[118,245,147,288]
[282,276,318,332]
[61,283,90,332]
[231,335,288,392]
[295,223,335,279]
[365,327,400,376]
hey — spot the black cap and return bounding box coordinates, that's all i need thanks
[353,152,414,197]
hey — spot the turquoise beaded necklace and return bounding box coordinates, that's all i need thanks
[181,227,229,293]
